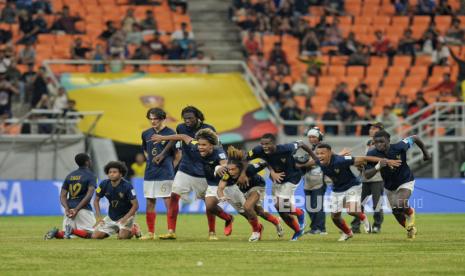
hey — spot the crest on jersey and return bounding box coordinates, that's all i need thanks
[119,192,124,199]
[335,169,340,174]
[396,154,401,160]
[281,158,286,163]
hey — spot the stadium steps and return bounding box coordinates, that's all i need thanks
[188,0,244,61]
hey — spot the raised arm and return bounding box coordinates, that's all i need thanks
[150,134,192,145]
[411,135,431,161]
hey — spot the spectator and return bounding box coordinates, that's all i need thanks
[0,26,12,44]
[292,73,315,97]
[70,37,92,59]
[0,70,19,118]
[340,103,359,135]
[34,94,53,134]
[52,87,68,112]
[121,8,137,34]
[294,0,310,16]
[99,21,117,41]
[360,107,376,135]
[166,41,183,60]
[108,32,129,58]
[376,105,399,130]
[18,42,36,64]
[1,2,17,24]
[132,43,151,60]
[449,46,465,92]
[394,0,409,15]
[436,0,453,15]
[323,18,343,46]
[445,18,465,45]
[347,44,369,66]
[371,30,394,57]
[20,63,36,103]
[171,22,194,41]
[130,153,146,178]
[339,32,359,55]
[17,10,39,44]
[280,98,303,136]
[314,16,329,41]
[191,50,211,73]
[108,53,124,72]
[416,0,435,15]
[251,51,268,81]
[6,60,21,89]
[268,42,288,65]
[322,103,341,135]
[393,94,410,117]
[148,32,167,56]
[255,13,271,33]
[31,66,48,107]
[126,23,144,46]
[91,44,106,73]
[265,79,280,104]
[32,0,53,15]
[169,0,188,14]
[176,31,196,59]
[398,28,417,57]
[243,31,261,57]
[278,82,293,105]
[140,9,157,31]
[51,5,82,34]
[432,42,450,66]
[418,30,436,55]
[324,0,345,15]
[425,73,456,94]
[332,82,350,109]
[2,47,14,71]
[354,83,373,107]
[294,18,309,40]
[407,97,430,121]
[300,30,320,56]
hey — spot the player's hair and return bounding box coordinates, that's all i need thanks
[261,133,276,142]
[181,106,205,122]
[316,143,332,150]
[104,161,128,177]
[195,128,219,145]
[75,153,90,167]
[146,107,166,120]
[374,130,391,140]
[227,146,244,170]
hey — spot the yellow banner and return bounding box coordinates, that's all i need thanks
[63,73,276,145]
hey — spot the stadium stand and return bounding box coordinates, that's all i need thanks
[231,0,463,135]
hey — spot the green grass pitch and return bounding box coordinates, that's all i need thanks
[1,214,465,275]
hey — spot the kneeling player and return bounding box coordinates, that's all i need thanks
[365,131,430,239]
[306,144,400,241]
[92,161,141,240]
[44,153,97,240]
[218,146,283,242]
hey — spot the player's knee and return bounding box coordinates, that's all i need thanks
[91,232,107,239]
[243,202,254,214]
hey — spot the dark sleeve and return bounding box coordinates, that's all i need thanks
[89,174,98,188]
[126,184,137,200]
[95,182,106,198]
[282,142,299,153]
[246,162,267,177]
[335,155,355,168]
[176,124,182,134]
[141,132,147,152]
[246,146,261,161]
[399,137,414,152]
[61,178,70,191]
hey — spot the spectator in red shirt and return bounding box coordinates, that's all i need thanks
[371,30,393,56]
[243,31,261,57]
[424,73,456,94]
